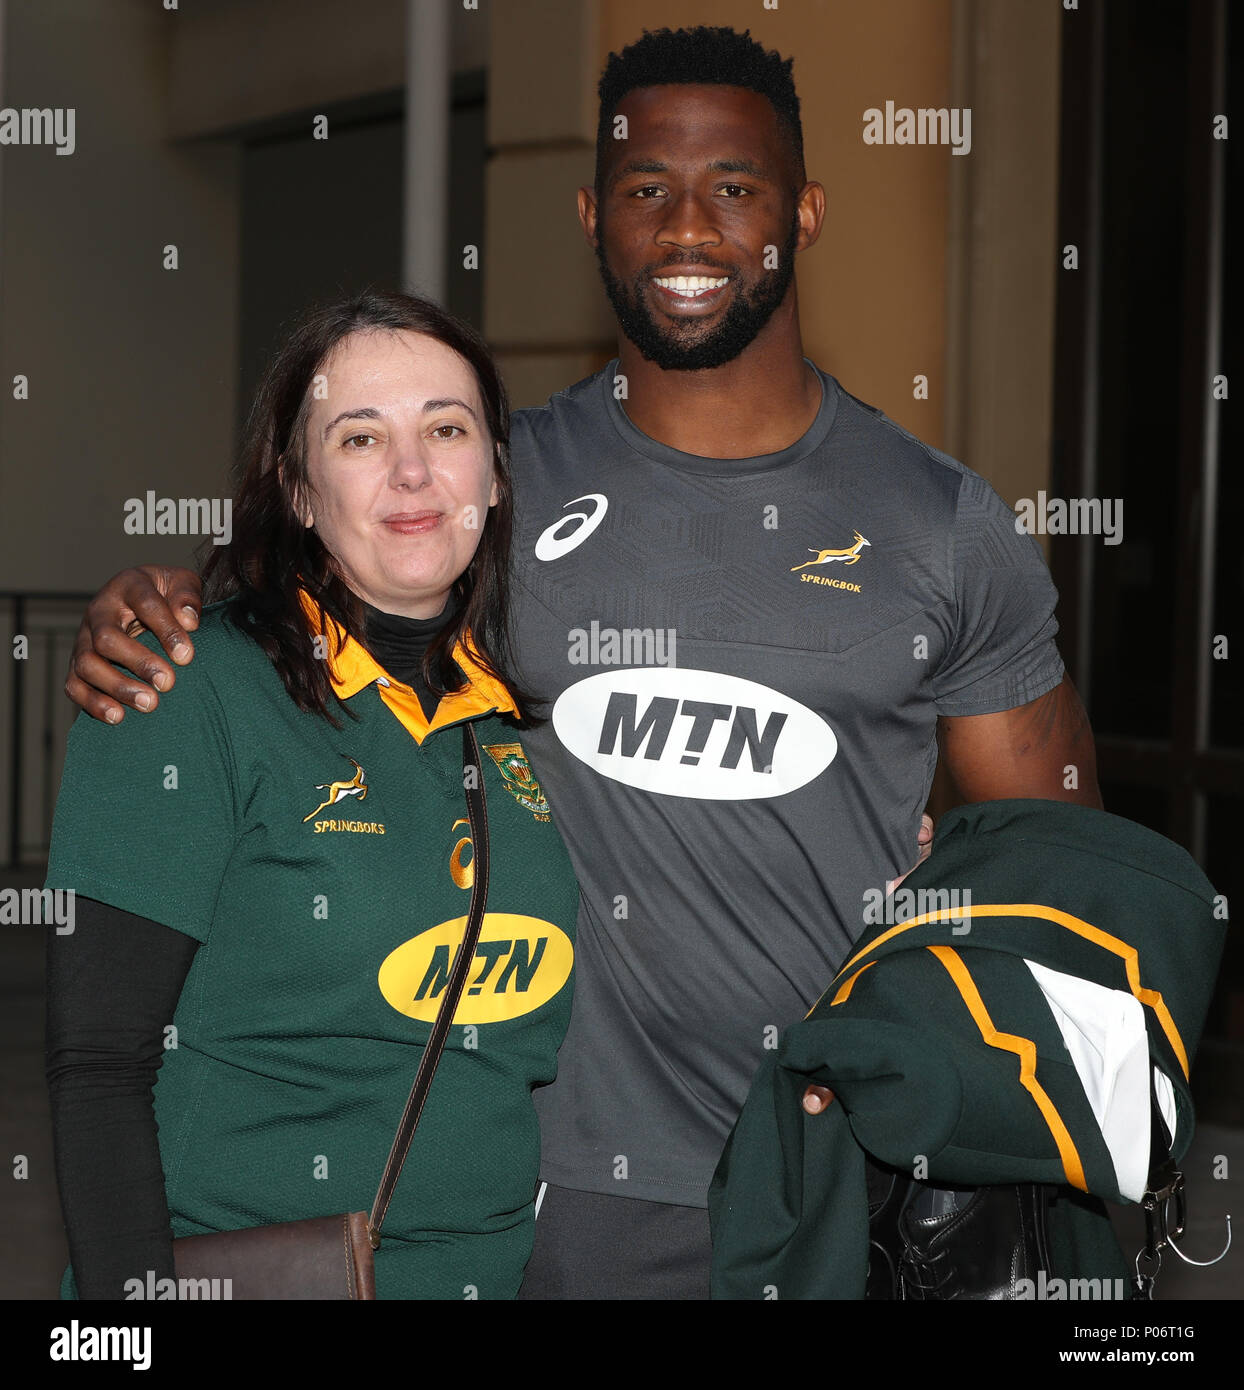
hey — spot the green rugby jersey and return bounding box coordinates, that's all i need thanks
[46,598,579,1300]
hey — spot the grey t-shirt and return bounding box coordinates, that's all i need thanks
[508,361,1065,1207]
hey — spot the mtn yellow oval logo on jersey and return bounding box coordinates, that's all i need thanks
[378,913,574,1024]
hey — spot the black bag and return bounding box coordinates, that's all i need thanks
[865,1159,1055,1301]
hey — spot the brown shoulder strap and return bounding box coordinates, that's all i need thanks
[367,722,490,1246]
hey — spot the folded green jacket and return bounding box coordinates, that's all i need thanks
[708,799,1225,1300]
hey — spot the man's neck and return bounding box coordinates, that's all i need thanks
[615,298,822,460]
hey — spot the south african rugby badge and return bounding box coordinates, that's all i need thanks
[483,742,551,821]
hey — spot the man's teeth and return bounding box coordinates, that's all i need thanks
[653,275,729,298]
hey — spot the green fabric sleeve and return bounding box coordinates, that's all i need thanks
[45,634,239,943]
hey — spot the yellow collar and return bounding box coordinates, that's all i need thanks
[298,589,519,745]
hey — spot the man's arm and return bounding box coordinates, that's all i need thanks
[936,674,1102,808]
[65,566,202,723]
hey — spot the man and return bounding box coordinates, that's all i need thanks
[65,27,1100,1299]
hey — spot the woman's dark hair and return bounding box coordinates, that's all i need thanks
[201,288,530,723]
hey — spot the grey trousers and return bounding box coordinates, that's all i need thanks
[516,1182,713,1300]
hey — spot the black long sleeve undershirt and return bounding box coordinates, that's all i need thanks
[44,601,447,1297]
[45,901,198,1299]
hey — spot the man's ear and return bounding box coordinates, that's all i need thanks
[794,180,827,253]
[577,186,599,247]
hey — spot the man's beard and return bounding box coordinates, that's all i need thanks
[594,215,800,371]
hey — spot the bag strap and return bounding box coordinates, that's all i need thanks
[1132,1078,1183,1298]
[367,722,490,1247]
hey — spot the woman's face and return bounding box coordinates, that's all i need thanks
[298,328,499,618]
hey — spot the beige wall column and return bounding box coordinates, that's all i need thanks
[943,0,1062,513]
[932,0,1061,815]
[484,0,614,408]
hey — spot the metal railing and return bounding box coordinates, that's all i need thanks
[2,592,93,868]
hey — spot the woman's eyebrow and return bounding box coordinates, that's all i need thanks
[421,398,478,419]
[322,406,382,436]
[322,399,478,438]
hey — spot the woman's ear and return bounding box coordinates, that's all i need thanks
[280,457,315,528]
[489,442,501,507]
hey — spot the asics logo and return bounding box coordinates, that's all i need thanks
[534,493,609,561]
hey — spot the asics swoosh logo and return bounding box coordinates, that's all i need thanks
[534,493,609,561]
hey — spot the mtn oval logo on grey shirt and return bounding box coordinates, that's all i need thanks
[551,668,838,799]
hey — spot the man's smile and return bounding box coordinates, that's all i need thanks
[649,267,733,316]
[651,273,731,299]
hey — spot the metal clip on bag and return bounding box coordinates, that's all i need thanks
[171,723,491,1300]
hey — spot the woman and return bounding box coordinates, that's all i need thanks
[44,290,579,1300]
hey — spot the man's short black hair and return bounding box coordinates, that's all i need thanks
[595,26,805,189]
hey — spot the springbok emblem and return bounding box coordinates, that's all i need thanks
[790,532,871,571]
[303,757,368,822]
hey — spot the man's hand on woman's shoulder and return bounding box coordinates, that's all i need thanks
[66,565,202,723]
